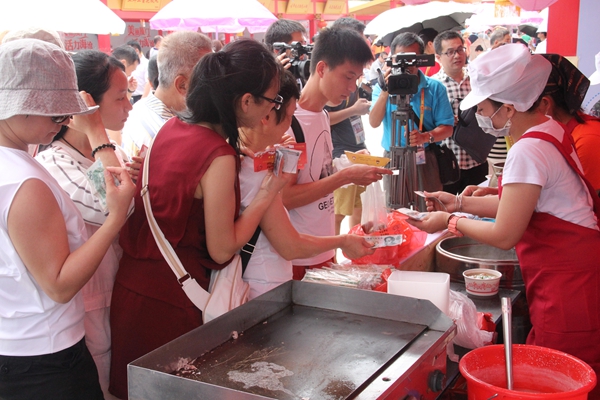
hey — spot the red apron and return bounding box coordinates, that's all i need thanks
[499,130,600,387]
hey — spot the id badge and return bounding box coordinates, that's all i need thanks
[415,146,426,165]
[350,116,365,145]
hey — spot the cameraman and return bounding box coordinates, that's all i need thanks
[369,32,454,195]
[265,19,307,72]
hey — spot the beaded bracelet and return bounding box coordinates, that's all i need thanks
[91,143,116,158]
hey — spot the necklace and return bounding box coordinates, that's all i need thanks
[61,137,89,159]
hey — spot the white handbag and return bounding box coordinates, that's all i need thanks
[140,136,250,324]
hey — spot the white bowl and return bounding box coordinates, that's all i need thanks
[463,268,502,297]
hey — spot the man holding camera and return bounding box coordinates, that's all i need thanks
[432,30,489,194]
[369,32,454,199]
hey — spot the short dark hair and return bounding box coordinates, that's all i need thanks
[126,40,142,53]
[147,55,159,90]
[112,45,139,66]
[391,32,424,54]
[186,39,282,154]
[490,28,510,47]
[153,35,163,46]
[264,19,307,50]
[310,27,373,75]
[433,30,464,55]
[274,70,300,124]
[331,17,366,35]
[418,28,438,45]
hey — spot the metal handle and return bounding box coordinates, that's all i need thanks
[501,297,513,390]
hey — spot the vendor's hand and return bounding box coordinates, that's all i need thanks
[408,129,429,147]
[125,156,142,184]
[276,53,291,70]
[340,234,376,259]
[405,211,450,234]
[423,191,456,212]
[341,164,392,186]
[461,185,498,197]
[352,98,371,116]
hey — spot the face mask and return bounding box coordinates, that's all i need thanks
[475,106,512,137]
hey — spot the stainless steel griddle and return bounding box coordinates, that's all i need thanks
[128,281,455,400]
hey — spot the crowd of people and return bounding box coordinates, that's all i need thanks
[0,15,599,400]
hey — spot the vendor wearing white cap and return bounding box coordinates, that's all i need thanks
[409,44,600,385]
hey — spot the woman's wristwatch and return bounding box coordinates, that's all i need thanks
[447,214,465,237]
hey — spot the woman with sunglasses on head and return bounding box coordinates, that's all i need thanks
[109,39,291,399]
[35,49,134,399]
[408,44,600,390]
[0,40,135,399]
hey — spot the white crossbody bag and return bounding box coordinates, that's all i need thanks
[140,137,251,323]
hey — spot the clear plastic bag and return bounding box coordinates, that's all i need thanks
[360,181,388,234]
[448,290,494,350]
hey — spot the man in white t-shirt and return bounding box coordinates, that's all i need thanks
[282,27,392,280]
[127,40,148,104]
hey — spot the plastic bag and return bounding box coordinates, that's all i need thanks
[346,211,416,266]
[360,181,388,234]
[448,290,494,350]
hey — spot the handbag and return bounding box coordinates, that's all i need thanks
[429,141,460,185]
[141,136,251,324]
[452,104,497,164]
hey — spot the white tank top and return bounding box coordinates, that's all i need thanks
[0,147,87,356]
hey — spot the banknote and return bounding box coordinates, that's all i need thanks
[397,207,428,221]
[85,159,120,212]
[363,234,405,248]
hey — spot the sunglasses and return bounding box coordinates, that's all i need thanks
[51,115,73,124]
[256,94,283,110]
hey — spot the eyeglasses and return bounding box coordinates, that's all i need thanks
[440,46,467,57]
[256,94,283,110]
[51,115,72,124]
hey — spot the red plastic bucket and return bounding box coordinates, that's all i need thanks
[459,345,597,399]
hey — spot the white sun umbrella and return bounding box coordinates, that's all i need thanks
[364,1,477,46]
[149,0,277,34]
[0,0,126,35]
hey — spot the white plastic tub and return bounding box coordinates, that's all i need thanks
[387,271,450,315]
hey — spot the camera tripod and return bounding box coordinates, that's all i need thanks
[386,94,427,211]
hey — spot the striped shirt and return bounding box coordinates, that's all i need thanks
[432,68,482,170]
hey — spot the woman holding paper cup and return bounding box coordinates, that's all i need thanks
[238,71,375,299]
[36,49,135,399]
[109,39,292,399]
[0,40,134,399]
[408,44,600,387]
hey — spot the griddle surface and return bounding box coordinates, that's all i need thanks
[175,304,426,399]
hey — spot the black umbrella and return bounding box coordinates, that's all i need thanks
[518,23,538,37]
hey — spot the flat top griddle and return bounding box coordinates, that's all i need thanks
[174,304,426,400]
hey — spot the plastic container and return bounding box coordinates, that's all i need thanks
[460,344,597,399]
[463,268,502,296]
[387,271,449,315]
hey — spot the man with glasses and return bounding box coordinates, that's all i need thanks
[432,30,489,193]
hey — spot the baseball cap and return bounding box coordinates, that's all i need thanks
[460,43,552,112]
[0,39,98,120]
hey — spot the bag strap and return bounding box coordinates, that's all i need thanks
[140,135,211,310]
[291,115,305,144]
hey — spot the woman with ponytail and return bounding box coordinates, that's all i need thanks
[109,39,290,399]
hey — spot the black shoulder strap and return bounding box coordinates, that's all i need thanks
[291,115,305,144]
[240,227,261,272]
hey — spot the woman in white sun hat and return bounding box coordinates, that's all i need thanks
[0,39,135,399]
[409,43,600,386]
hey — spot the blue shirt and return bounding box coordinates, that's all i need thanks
[371,70,455,151]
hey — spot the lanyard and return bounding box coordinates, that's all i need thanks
[419,88,425,132]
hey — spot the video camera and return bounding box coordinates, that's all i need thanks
[272,41,314,83]
[381,53,435,96]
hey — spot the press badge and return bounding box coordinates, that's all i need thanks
[415,146,426,165]
[350,116,365,145]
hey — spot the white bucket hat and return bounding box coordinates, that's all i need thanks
[460,43,552,112]
[0,39,98,120]
[2,27,65,49]
[589,52,600,86]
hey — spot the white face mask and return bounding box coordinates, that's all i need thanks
[476,106,511,137]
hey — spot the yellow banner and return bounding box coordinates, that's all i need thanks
[258,0,276,13]
[323,0,346,14]
[121,0,162,12]
[286,0,313,14]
